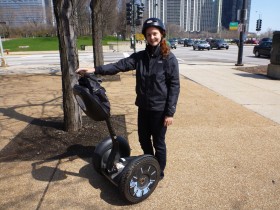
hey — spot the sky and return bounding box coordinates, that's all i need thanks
[249,0,280,33]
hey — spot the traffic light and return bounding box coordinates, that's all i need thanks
[256,19,260,31]
[126,3,133,25]
[137,3,144,19]
[256,19,262,31]
[136,3,144,26]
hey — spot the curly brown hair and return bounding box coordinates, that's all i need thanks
[160,31,170,58]
[161,39,170,58]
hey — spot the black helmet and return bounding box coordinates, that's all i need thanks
[142,18,166,37]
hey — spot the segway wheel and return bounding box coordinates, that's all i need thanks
[93,136,130,174]
[119,155,160,204]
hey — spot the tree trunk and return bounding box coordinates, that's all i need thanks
[53,0,82,132]
[90,0,104,66]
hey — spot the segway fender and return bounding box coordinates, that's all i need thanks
[93,136,131,174]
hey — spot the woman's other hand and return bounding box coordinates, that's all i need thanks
[164,116,173,127]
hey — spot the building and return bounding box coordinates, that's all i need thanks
[222,0,251,31]
[143,0,222,33]
[143,0,250,33]
[0,0,54,27]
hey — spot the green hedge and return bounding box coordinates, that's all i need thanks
[2,36,121,52]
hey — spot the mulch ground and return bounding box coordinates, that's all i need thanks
[0,75,128,163]
[0,115,127,162]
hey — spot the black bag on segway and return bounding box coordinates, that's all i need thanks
[74,74,110,121]
[78,74,110,114]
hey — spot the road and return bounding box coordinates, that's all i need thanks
[174,45,270,66]
[3,44,270,69]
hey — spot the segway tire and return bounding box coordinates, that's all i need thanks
[93,136,130,174]
[119,155,160,203]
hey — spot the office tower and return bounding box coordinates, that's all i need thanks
[0,0,54,27]
[143,0,251,33]
[143,0,222,33]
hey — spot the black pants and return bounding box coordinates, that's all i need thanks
[138,108,167,172]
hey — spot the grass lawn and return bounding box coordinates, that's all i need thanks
[2,36,120,52]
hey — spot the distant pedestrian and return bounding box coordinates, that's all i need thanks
[76,18,180,179]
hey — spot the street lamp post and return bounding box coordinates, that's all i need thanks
[0,36,8,67]
[236,0,248,66]
[153,0,158,17]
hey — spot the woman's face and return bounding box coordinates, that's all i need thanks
[145,27,162,46]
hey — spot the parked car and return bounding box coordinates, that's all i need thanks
[231,39,239,45]
[253,41,272,58]
[210,39,229,49]
[209,39,229,50]
[168,38,178,45]
[178,39,186,44]
[244,39,258,44]
[193,40,210,50]
[258,37,272,45]
[184,39,194,47]
[168,40,177,49]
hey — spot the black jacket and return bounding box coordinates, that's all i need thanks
[95,45,180,117]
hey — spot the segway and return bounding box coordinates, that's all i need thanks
[73,73,160,203]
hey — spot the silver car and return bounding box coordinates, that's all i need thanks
[193,40,210,50]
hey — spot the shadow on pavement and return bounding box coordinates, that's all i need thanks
[31,144,128,206]
[0,115,127,162]
[234,72,271,80]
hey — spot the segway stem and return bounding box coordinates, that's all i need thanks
[105,118,120,173]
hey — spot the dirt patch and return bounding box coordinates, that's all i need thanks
[0,115,127,162]
[0,74,127,162]
[234,65,268,76]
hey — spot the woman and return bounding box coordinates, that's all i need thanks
[76,18,180,179]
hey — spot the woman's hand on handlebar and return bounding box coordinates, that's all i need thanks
[75,67,95,76]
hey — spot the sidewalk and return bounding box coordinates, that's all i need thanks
[179,61,280,125]
[1,63,280,209]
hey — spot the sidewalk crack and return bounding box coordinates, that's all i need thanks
[36,159,61,210]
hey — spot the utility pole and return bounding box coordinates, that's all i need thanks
[0,37,8,67]
[153,0,158,17]
[126,0,144,53]
[126,1,136,52]
[132,0,136,53]
[236,0,247,66]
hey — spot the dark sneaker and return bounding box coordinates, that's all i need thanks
[160,171,164,180]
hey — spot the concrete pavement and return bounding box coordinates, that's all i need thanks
[1,55,280,209]
[179,61,280,125]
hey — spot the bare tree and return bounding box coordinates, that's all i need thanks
[0,23,10,38]
[116,0,130,40]
[90,0,104,66]
[261,28,274,39]
[52,0,82,132]
[76,0,91,36]
[166,23,184,39]
[74,0,120,37]
[101,0,118,36]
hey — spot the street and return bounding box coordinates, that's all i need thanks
[2,44,270,71]
[174,44,270,66]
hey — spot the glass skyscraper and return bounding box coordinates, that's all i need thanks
[0,0,54,27]
[143,0,222,32]
[143,0,250,33]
